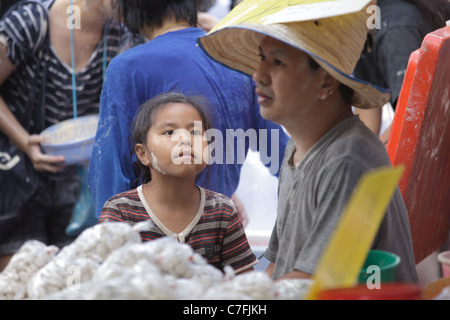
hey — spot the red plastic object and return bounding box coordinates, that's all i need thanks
[387,27,450,264]
[386,50,419,192]
[318,284,423,300]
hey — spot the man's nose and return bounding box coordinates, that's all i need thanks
[253,61,270,86]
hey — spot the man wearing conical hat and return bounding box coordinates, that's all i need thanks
[199,0,418,283]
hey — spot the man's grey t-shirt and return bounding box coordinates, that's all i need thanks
[265,116,418,283]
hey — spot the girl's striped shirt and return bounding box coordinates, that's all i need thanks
[100,186,258,273]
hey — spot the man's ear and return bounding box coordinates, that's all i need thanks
[317,69,340,100]
[135,143,150,166]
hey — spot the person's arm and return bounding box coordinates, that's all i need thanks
[0,44,25,150]
[263,216,280,279]
[0,102,64,172]
[265,261,275,278]
[275,270,311,281]
[265,259,311,281]
[0,40,64,172]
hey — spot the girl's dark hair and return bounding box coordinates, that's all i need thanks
[116,0,198,37]
[130,92,214,184]
[404,0,450,31]
[307,56,355,105]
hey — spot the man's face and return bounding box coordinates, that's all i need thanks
[253,36,321,127]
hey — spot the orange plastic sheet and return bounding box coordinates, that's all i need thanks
[387,26,450,263]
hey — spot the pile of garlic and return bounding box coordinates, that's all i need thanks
[0,222,312,300]
[27,221,152,299]
[0,241,58,300]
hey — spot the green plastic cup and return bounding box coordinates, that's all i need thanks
[358,250,401,284]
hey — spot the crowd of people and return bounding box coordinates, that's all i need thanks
[1,0,449,287]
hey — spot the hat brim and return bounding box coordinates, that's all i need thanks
[198,23,391,109]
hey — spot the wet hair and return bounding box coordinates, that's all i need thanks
[130,92,214,184]
[307,56,355,105]
[116,0,198,37]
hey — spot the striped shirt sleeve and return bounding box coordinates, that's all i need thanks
[99,198,126,223]
[0,1,48,64]
[99,189,152,224]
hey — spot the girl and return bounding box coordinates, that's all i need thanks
[88,0,288,224]
[100,92,257,274]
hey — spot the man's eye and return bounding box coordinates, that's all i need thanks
[258,53,266,61]
[163,130,174,135]
[274,58,283,66]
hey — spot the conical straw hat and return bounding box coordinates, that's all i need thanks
[198,0,391,109]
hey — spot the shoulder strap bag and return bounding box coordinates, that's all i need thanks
[0,0,50,220]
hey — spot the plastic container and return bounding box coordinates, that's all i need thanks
[318,284,423,300]
[423,276,450,300]
[437,251,450,278]
[358,250,401,284]
[41,115,98,165]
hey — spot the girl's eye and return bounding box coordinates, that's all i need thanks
[191,129,202,136]
[163,130,174,135]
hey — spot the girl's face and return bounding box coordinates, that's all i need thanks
[135,102,209,179]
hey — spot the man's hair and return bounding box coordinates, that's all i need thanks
[404,0,450,31]
[116,0,198,37]
[308,56,354,105]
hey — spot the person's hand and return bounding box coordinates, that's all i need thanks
[26,134,65,173]
[231,194,249,228]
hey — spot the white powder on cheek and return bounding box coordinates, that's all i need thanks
[151,151,166,175]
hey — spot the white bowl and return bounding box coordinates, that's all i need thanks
[41,115,99,165]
